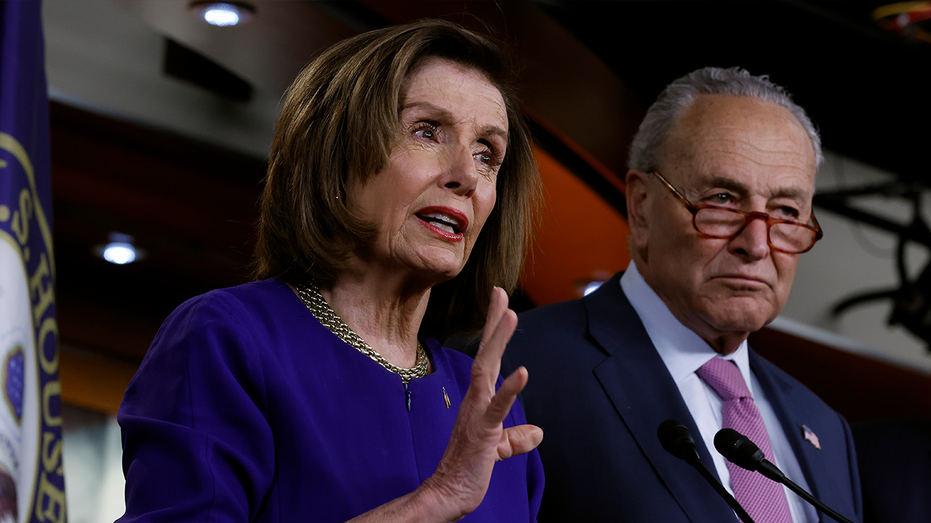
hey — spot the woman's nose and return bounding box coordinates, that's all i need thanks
[442,146,478,197]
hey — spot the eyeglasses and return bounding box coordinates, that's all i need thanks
[652,171,823,254]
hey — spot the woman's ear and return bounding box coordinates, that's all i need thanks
[625,169,652,251]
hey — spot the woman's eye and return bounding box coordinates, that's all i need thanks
[475,139,503,168]
[474,149,502,179]
[414,122,439,142]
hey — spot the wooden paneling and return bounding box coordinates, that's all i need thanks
[750,327,931,423]
[51,102,266,365]
[522,147,630,306]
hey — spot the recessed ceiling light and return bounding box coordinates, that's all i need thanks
[190,2,254,27]
[94,232,146,265]
[582,280,605,296]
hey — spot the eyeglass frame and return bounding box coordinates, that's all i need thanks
[650,170,824,254]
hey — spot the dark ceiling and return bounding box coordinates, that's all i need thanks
[543,0,929,182]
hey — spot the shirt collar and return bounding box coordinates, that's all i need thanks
[620,262,754,393]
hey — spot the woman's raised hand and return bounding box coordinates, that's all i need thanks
[348,287,542,522]
[421,286,543,519]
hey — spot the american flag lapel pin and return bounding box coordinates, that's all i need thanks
[802,424,821,450]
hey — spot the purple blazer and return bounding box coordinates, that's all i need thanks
[118,278,543,522]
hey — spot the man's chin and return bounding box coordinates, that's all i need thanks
[706,301,775,334]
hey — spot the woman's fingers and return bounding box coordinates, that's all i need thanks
[479,286,508,345]
[417,288,541,517]
[471,287,516,391]
[476,288,514,358]
[487,366,544,458]
[497,424,544,460]
[484,365,527,423]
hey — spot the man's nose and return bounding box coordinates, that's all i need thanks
[729,215,771,260]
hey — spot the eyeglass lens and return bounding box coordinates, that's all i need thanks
[695,208,816,253]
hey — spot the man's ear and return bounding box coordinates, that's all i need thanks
[625,169,652,250]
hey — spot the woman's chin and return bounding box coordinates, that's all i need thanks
[408,257,467,285]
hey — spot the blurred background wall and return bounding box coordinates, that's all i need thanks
[37,1,931,520]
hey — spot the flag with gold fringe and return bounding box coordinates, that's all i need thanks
[0,0,67,522]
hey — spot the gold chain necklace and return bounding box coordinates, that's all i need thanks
[295,282,429,385]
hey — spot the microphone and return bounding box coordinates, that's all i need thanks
[713,428,786,482]
[658,418,701,461]
[714,428,854,523]
[657,419,755,523]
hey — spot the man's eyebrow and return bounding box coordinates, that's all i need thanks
[701,175,749,196]
[702,175,807,200]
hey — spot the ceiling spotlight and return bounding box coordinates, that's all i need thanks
[94,232,145,265]
[190,2,254,27]
[582,280,605,296]
[576,271,613,297]
[873,2,931,44]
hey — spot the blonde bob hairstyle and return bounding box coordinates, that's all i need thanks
[254,19,541,341]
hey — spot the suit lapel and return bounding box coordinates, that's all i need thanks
[585,275,735,521]
[750,351,834,518]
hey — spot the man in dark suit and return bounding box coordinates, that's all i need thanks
[504,67,862,522]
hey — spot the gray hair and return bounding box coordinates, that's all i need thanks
[628,66,822,172]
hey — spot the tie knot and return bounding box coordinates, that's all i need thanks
[696,357,750,401]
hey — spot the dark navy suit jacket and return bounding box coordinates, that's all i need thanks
[503,272,862,522]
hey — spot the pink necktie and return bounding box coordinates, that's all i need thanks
[696,358,793,523]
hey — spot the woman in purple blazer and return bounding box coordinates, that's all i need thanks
[118,19,544,522]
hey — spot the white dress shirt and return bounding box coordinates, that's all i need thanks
[620,262,817,523]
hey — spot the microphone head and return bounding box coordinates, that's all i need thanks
[658,419,700,462]
[714,428,766,472]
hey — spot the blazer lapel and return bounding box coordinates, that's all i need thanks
[585,275,735,522]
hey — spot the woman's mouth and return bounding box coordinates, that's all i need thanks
[416,206,469,241]
[419,213,461,234]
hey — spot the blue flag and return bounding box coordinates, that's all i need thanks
[0,1,67,522]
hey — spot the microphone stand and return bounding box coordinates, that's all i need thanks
[658,420,755,523]
[715,428,855,523]
[775,474,854,523]
[682,454,756,523]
